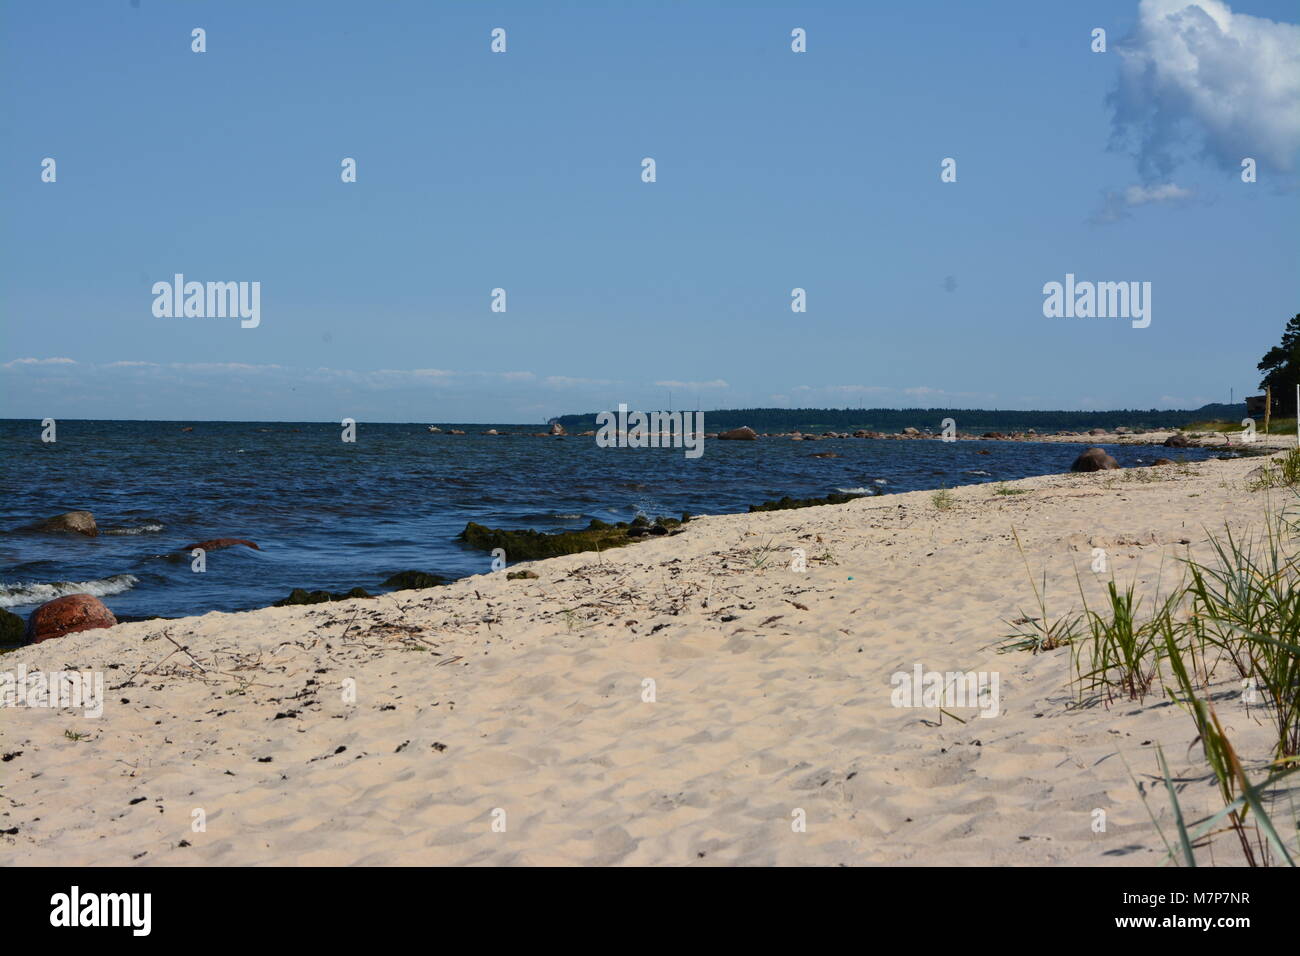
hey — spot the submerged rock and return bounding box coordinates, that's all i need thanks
[24,594,117,644]
[29,511,98,536]
[183,538,260,552]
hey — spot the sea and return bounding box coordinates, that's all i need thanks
[0,419,1222,622]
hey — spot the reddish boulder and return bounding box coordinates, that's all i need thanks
[25,594,117,644]
[183,538,260,552]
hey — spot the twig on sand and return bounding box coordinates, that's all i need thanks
[160,628,207,673]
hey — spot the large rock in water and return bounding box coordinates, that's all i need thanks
[30,511,98,536]
[24,594,117,644]
[548,422,566,436]
[1071,447,1120,472]
[1163,433,1190,448]
[182,538,260,552]
[717,426,758,441]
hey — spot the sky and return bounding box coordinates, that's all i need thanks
[2,0,1298,423]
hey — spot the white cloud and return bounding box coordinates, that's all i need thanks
[544,375,616,387]
[2,356,77,368]
[653,379,729,389]
[792,384,889,394]
[1124,182,1192,204]
[1091,181,1193,223]
[1109,0,1300,178]
[2,359,624,393]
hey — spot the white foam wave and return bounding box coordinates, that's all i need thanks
[0,574,139,608]
[102,522,164,536]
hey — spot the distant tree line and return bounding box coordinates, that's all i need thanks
[554,403,1244,435]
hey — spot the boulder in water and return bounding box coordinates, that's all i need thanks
[1070,447,1120,472]
[29,511,98,537]
[717,426,758,440]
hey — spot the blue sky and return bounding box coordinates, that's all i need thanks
[2,0,1298,422]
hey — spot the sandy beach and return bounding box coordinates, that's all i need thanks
[2,449,1292,867]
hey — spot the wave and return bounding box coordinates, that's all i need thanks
[0,574,139,608]
[835,486,881,495]
[101,521,165,536]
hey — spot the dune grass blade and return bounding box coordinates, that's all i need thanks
[1154,745,1197,867]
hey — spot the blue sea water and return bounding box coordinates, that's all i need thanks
[0,419,1219,622]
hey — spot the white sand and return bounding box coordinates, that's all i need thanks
[2,451,1291,866]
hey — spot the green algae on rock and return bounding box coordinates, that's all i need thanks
[747,492,866,513]
[458,514,690,561]
[273,587,373,607]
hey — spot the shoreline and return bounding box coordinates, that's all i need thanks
[3,433,1254,627]
[2,451,1291,865]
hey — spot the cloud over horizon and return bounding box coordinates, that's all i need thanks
[1108,0,1300,180]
